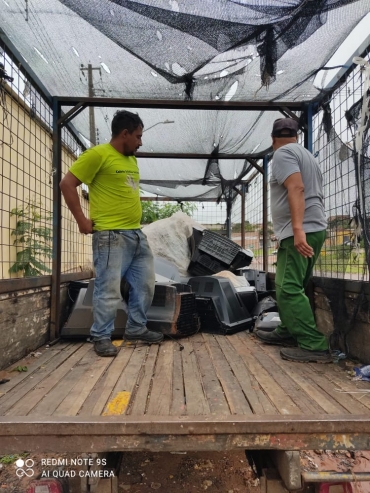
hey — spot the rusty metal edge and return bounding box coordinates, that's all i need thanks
[0,271,93,294]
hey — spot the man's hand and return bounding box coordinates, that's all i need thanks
[294,229,314,258]
[78,217,94,235]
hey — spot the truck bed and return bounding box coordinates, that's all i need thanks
[1,332,370,453]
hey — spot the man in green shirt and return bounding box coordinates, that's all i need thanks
[60,110,163,357]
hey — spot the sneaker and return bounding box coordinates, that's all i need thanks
[94,339,118,357]
[280,347,332,363]
[125,329,164,344]
[255,329,297,347]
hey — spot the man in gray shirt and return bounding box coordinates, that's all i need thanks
[256,118,330,363]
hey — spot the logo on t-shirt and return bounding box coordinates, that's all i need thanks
[127,174,139,190]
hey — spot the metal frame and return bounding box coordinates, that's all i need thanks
[1,414,370,454]
[51,96,316,337]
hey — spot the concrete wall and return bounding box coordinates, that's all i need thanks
[0,282,77,371]
[313,277,370,364]
[267,274,370,364]
[0,287,50,370]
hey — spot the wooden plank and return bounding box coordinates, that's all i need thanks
[78,346,134,416]
[6,344,92,416]
[1,413,370,433]
[235,334,301,415]
[191,333,230,415]
[146,341,174,415]
[204,335,253,415]
[181,339,211,416]
[0,343,84,415]
[258,340,367,415]
[218,335,268,415]
[170,344,186,416]
[127,344,160,416]
[226,334,278,414]
[102,346,148,415]
[0,343,71,395]
[28,346,100,416]
[256,340,344,415]
[54,356,112,416]
[246,337,328,414]
[316,366,370,411]
[305,363,370,415]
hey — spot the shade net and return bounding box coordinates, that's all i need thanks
[1,0,369,200]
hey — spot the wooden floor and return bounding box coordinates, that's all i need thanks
[1,332,370,453]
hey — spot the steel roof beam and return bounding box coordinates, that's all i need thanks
[136,152,268,160]
[56,96,304,111]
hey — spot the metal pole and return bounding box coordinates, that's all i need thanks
[87,64,96,146]
[302,471,370,482]
[262,156,269,272]
[226,200,232,239]
[304,103,313,152]
[50,98,62,341]
[241,183,246,249]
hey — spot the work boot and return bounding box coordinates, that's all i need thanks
[280,347,332,364]
[125,328,164,344]
[255,329,297,347]
[94,338,118,357]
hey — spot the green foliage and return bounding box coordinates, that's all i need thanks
[9,200,53,277]
[232,221,256,233]
[0,453,29,464]
[258,227,274,237]
[327,216,351,230]
[317,245,352,273]
[141,201,196,224]
[12,366,28,372]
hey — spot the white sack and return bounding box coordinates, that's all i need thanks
[213,270,250,288]
[143,211,204,276]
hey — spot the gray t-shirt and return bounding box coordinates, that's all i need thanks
[270,143,327,241]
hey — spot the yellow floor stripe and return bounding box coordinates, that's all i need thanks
[103,391,131,415]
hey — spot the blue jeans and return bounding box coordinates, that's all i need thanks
[90,230,155,341]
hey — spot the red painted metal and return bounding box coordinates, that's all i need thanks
[26,479,65,493]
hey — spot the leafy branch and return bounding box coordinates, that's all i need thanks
[9,200,53,277]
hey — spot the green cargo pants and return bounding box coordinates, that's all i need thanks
[275,230,328,351]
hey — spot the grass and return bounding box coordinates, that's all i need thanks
[0,453,29,464]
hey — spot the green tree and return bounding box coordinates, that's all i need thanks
[9,200,52,277]
[141,201,196,224]
[232,221,257,233]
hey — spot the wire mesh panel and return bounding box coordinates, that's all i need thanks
[0,49,53,279]
[192,201,227,231]
[231,173,265,271]
[0,43,91,280]
[60,128,92,275]
[313,58,369,282]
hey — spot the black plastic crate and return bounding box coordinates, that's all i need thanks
[230,249,254,270]
[188,250,228,276]
[198,230,240,264]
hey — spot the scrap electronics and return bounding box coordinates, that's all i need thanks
[62,229,279,339]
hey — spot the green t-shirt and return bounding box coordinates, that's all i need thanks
[69,143,141,231]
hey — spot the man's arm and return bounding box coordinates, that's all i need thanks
[60,171,93,234]
[284,172,314,258]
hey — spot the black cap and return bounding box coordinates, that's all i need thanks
[272,118,299,137]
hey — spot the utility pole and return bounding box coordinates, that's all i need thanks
[80,63,101,146]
